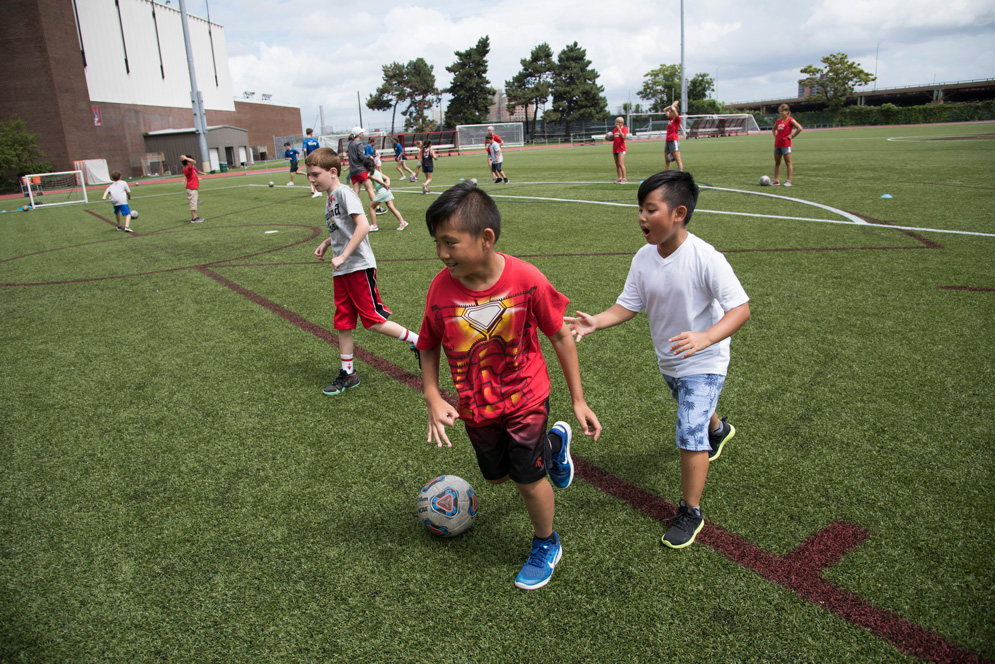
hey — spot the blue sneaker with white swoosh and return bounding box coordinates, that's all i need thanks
[547,421,574,489]
[514,532,562,590]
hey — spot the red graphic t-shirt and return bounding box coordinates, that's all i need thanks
[417,254,569,425]
[774,117,794,148]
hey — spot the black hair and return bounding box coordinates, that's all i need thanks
[362,156,376,171]
[425,182,500,242]
[637,171,700,226]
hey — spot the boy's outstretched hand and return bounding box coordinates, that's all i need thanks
[563,311,597,343]
[573,402,602,441]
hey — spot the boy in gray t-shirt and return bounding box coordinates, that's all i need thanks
[305,147,421,396]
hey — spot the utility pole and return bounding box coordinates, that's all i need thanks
[178,0,210,172]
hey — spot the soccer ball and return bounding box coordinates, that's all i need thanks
[268,181,274,187]
[759,175,772,186]
[130,210,138,219]
[417,475,478,538]
[605,132,613,141]
[470,178,477,185]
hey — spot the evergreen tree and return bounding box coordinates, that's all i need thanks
[366,62,408,134]
[546,42,607,138]
[445,36,496,127]
[402,58,441,132]
[799,52,876,116]
[0,117,51,189]
[505,43,556,138]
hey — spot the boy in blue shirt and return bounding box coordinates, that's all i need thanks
[284,142,302,187]
[302,129,321,197]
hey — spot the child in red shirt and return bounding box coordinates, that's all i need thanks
[180,154,205,222]
[773,103,803,186]
[417,182,602,591]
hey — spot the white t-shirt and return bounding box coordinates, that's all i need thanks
[616,233,749,378]
[324,184,376,276]
[104,180,130,206]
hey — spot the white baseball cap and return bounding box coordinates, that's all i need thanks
[352,126,365,135]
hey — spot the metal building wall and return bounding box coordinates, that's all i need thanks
[76,0,235,112]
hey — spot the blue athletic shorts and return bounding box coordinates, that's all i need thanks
[663,374,726,452]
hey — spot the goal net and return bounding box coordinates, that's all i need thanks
[21,171,88,208]
[456,122,524,151]
[141,153,166,177]
[629,113,761,139]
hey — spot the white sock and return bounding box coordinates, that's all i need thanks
[397,329,419,345]
[341,354,354,373]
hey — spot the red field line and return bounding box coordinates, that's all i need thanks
[939,286,995,292]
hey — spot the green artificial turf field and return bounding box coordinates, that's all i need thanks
[1,122,993,663]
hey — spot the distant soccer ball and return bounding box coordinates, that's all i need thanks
[605,132,614,141]
[130,210,138,219]
[268,181,274,187]
[470,178,477,185]
[417,475,478,538]
[759,175,772,186]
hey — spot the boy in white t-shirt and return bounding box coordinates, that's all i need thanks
[565,170,750,549]
[101,170,134,232]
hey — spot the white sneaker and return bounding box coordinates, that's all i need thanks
[311,191,321,198]
[286,181,294,186]
[369,225,379,232]
[784,180,792,187]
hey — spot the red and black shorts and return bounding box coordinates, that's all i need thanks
[333,268,391,329]
[464,398,550,485]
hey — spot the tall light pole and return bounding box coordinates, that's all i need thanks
[178,0,209,172]
[680,0,687,133]
[874,41,882,90]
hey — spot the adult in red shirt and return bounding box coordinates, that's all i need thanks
[180,154,205,222]
[664,100,684,171]
[610,117,629,183]
[772,103,803,186]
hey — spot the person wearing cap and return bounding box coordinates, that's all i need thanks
[347,127,377,218]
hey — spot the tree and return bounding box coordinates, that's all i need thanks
[687,73,714,103]
[0,117,51,189]
[546,42,607,138]
[799,52,876,115]
[401,58,440,132]
[637,64,681,112]
[505,43,556,138]
[639,66,715,112]
[445,36,496,127]
[366,62,408,134]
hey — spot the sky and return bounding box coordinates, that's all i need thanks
[185,0,994,133]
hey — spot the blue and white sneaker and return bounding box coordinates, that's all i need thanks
[514,532,562,590]
[547,421,574,489]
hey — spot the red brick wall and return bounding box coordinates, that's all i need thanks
[0,0,301,178]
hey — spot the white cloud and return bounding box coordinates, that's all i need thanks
[196,0,995,131]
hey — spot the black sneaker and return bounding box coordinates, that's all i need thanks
[708,417,735,461]
[191,217,205,223]
[662,499,704,549]
[322,369,360,395]
[409,343,421,369]
[503,177,509,183]
[375,207,387,215]
[116,225,123,231]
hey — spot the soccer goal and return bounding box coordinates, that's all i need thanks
[629,113,761,139]
[141,153,166,177]
[20,171,88,208]
[456,122,524,152]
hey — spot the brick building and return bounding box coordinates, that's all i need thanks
[0,0,300,177]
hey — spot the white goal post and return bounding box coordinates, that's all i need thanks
[21,171,89,208]
[456,122,524,151]
[628,113,760,139]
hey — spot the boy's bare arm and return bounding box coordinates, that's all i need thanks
[420,345,458,448]
[669,301,751,359]
[548,325,602,441]
[564,304,638,343]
